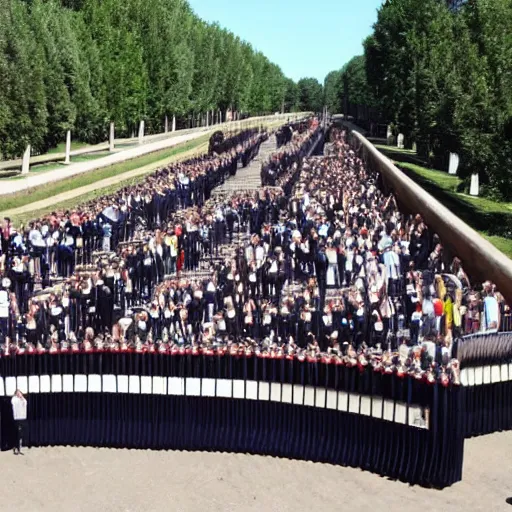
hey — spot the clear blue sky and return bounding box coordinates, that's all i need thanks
[188,0,383,84]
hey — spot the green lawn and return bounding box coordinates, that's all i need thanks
[375,143,416,156]
[47,141,90,154]
[3,150,110,179]
[0,135,209,212]
[69,152,110,163]
[375,148,512,259]
[11,141,209,227]
[398,161,512,215]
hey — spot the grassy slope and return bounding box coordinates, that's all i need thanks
[0,135,209,212]
[8,139,209,226]
[5,152,109,178]
[47,141,90,154]
[375,145,512,259]
[3,116,299,224]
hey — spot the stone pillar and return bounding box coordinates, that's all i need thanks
[164,116,169,134]
[21,144,31,175]
[109,122,115,152]
[386,125,393,146]
[397,133,405,149]
[211,110,215,125]
[206,111,209,128]
[64,130,71,165]
[448,153,459,175]
[172,115,176,132]
[470,173,479,196]
[138,120,145,145]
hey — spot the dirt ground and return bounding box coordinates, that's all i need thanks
[1,431,511,512]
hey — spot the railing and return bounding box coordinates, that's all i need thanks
[0,352,463,488]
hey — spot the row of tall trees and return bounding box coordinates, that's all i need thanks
[325,0,512,199]
[0,0,301,159]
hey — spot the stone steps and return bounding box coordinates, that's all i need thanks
[212,136,277,194]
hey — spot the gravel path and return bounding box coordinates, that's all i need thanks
[1,431,511,511]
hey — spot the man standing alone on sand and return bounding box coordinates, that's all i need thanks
[11,389,27,455]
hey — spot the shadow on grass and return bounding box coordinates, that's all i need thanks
[376,145,429,167]
[398,165,512,239]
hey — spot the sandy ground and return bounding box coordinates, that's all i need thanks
[1,431,511,512]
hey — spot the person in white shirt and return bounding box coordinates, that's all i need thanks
[11,389,27,455]
[0,282,9,341]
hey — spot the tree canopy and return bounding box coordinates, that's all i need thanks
[0,0,300,159]
[323,70,343,114]
[325,0,512,199]
[297,77,324,113]
[322,54,374,116]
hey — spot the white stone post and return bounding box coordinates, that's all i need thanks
[64,130,71,165]
[386,125,393,146]
[206,111,209,128]
[109,122,115,152]
[164,116,169,134]
[470,173,479,196]
[138,120,145,145]
[21,144,31,175]
[397,133,405,149]
[448,153,459,175]
[172,115,176,132]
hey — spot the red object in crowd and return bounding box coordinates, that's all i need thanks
[175,224,182,237]
[433,298,444,317]
[177,250,185,272]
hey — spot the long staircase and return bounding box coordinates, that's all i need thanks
[212,135,276,195]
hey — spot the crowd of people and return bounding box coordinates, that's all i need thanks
[0,120,508,387]
[261,119,322,188]
[275,119,312,149]
[0,128,268,338]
